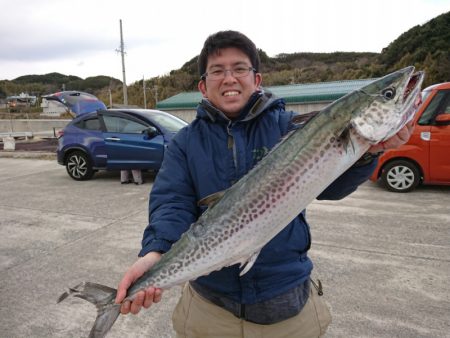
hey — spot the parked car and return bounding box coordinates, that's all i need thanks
[370,82,450,192]
[57,109,188,180]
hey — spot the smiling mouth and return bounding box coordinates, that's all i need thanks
[223,91,240,97]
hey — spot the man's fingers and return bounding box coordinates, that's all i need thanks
[381,123,413,150]
[143,287,155,308]
[406,120,415,133]
[397,125,412,143]
[115,290,124,304]
[154,288,163,303]
[130,291,145,314]
[119,287,162,314]
[395,129,407,144]
[116,275,133,304]
[115,285,128,304]
[120,300,131,315]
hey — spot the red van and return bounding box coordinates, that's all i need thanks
[370,82,450,192]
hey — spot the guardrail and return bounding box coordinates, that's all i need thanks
[0,132,34,139]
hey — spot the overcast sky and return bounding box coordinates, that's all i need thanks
[0,0,448,84]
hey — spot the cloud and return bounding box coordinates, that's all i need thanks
[0,0,448,83]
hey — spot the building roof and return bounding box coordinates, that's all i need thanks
[156,78,376,110]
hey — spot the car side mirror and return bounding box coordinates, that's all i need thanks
[144,126,159,139]
[435,114,450,126]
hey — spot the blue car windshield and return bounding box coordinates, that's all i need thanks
[151,113,187,133]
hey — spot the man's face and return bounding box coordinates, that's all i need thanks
[198,47,262,119]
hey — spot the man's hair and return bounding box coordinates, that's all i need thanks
[198,30,260,77]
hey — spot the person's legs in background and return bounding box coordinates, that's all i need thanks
[131,170,143,185]
[120,170,131,184]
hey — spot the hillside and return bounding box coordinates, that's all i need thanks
[1,11,448,109]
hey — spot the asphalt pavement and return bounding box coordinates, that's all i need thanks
[0,156,449,338]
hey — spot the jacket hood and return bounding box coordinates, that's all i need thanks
[196,90,285,124]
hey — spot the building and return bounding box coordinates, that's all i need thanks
[156,78,376,123]
[6,93,37,112]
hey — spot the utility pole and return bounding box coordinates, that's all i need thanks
[154,85,158,106]
[117,19,128,106]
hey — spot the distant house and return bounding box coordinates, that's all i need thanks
[6,93,37,112]
[156,78,376,123]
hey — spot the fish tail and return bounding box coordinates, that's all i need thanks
[58,282,121,338]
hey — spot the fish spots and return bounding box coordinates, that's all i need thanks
[286,168,295,176]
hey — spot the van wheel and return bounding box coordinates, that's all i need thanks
[381,160,420,192]
[65,151,94,180]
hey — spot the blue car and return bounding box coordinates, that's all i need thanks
[57,109,188,180]
[43,91,107,117]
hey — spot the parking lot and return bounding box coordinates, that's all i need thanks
[0,157,449,338]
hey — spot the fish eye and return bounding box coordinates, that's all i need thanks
[382,87,396,100]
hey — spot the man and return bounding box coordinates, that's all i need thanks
[116,31,413,337]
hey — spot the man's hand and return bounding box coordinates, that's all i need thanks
[115,252,163,315]
[368,120,415,154]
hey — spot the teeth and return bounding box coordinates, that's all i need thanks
[224,91,239,97]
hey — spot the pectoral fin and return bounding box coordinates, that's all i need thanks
[338,126,355,154]
[291,110,320,126]
[239,251,260,276]
[197,190,226,208]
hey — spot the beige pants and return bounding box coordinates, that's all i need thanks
[172,283,332,338]
[120,169,143,184]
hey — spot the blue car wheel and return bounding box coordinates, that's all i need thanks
[65,151,94,181]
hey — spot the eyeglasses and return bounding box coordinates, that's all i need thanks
[201,66,256,81]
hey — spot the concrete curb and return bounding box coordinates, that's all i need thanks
[0,151,56,160]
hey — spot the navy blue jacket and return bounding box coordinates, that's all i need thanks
[139,91,376,304]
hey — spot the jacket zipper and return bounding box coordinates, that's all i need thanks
[227,123,238,174]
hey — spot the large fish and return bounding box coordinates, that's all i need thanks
[58,66,424,337]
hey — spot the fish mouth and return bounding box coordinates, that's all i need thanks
[403,71,424,104]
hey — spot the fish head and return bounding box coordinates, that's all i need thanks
[351,66,425,144]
